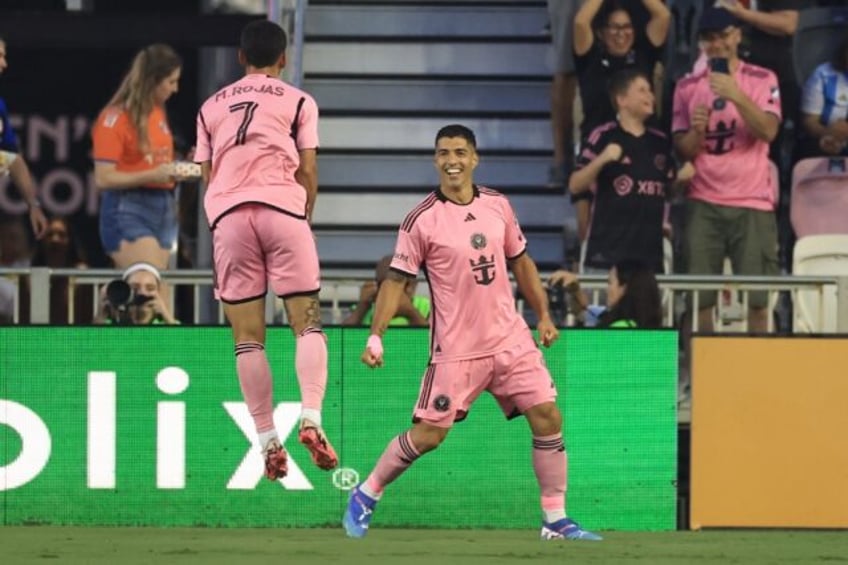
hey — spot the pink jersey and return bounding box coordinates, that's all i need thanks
[391,186,531,363]
[195,73,319,227]
[672,61,781,211]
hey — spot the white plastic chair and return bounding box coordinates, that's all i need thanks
[792,234,848,333]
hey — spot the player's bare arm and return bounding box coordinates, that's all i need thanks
[369,270,412,338]
[509,253,559,347]
[199,161,211,185]
[295,148,318,222]
[361,269,413,368]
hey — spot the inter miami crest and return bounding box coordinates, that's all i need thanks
[470,233,487,250]
[433,395,451,412]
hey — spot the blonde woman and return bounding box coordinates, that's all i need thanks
[92,44,183,271]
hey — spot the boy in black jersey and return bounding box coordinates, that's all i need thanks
[569,69,675,273]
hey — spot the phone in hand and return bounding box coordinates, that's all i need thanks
[709,57,730,74]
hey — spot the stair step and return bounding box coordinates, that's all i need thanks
[303,42,550,76]
[314,230,566,269]
[305,78,548,114]
[318,152,553,188]
[311,192,568,229]
[305,4,547,38]
[319,116,551,151]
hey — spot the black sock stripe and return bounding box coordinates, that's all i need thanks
[234,342,265,356]
[398,432,420,462]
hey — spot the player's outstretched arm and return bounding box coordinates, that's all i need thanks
[510,253,559,347]
[361,270,409,368]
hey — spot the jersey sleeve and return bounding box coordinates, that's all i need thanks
[575,127,604,170]
[671,80,692,134]
[752,68,783,120]
[502,198,527,260]
[295,94,320,151]
[800,65,825,116]
[390,224,425,277]
[194,107,212,163]
[0,98,20,153]
[91,109,126,163]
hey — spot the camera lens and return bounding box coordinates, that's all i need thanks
[105,280,132,307]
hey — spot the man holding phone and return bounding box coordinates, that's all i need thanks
[672,6,782,334]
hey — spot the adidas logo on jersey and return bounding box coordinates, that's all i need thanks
[464,213,476,222]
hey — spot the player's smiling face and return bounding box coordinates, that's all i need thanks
[434,136,478,191]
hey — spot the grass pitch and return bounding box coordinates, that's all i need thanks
[0,527,845,564]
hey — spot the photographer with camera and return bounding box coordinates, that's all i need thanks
[95,262,178,325]
[548,259,661,328]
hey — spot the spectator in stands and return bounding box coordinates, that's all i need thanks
[91,44,185,276]
[672,6,781,333]
[0,215,32,323]
[548,258,662,328]
[718,0,813,133]
[342,255,430,327]
[800,34,848,157]
[546,0,580,188]
[30,216,94,324]
[569,69,674,274]
[0,36,48,240]
[571,0,670,244]
[95,262,178,325]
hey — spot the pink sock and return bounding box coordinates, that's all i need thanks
[235,342,274,433]
[365,431,421,496]
[533,434,567,516]
[295,329,328,412]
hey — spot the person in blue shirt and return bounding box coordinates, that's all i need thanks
[0,36,48,239]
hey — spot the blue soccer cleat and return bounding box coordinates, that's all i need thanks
[540,517,603,541]
[342,484,377,538]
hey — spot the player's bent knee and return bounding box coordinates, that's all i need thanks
[526,402,562,436]
[409,423,449,453]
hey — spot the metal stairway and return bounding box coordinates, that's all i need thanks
[303,0,571,270]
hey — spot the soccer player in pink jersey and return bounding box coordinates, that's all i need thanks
[672,6,782,333]
[342,125,601,541]
[194,20,337,480]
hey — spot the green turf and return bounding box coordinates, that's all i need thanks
[0,527,845,565]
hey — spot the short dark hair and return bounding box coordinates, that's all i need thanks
[598,258,662,329]
[608,68,650,110]
[435,124,477,149]
[240,20,287,68]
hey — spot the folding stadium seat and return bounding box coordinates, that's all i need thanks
[793,6,848,86]
[790,157,848,239]
[792,234,848,333]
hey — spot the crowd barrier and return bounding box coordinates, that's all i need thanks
[2,267,848,333]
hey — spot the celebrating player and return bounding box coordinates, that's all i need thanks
[342,124,602,541]
[194,20,337,480]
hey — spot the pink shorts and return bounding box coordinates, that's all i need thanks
[212,204,320,303]
[412,335,558,428]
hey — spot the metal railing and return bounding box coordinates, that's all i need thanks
[2,267,847,332]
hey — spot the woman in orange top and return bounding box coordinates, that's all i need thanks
[92,44,182,271]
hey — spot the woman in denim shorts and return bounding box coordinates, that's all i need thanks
[92,44,183,271]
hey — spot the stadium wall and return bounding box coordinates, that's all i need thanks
[690,337,848,529]
[1,328,677,530]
